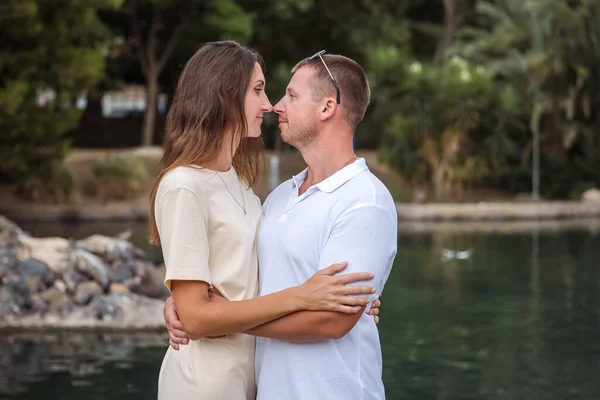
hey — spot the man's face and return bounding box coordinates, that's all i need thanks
[273,66,319,148]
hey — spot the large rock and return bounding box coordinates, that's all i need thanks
[0,262,8,281]
[74,282,103,305]
[29,293,49,315]
[17,236,71,273]
[41,288,73,316]
[127,263,169,300]
[24,275,44,294]
[109,283,129,294]
[582,188,600,203]
[3,275,31,310]
[62,264,88,294]
[19,258,55,288]
[79,293,164,328]
[0,250,18,274]
[0,217,167,330]
[76,235,134,263]
[70,249,111,289]
[0,216,22,239]
[112,261,135,283]
[0,287,21,317]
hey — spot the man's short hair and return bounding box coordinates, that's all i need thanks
[292,54,371,129]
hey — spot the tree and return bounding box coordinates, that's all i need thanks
[453,0,600,198]
[109,0,253,147]
[0,0,123,183]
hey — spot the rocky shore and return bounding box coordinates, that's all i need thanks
[0,216,168,330]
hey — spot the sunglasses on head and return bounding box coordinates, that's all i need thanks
[309,50,341,104]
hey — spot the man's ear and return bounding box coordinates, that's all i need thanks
[320,98,338,121]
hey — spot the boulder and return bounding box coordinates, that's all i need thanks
[0,287,21,318]
[74,282,103,305]
[24,275,44,294]
[0,216,22,239]
[29,294,49,315]
[0,250,18,274]
[81,292,163,328]
[53,279,67,294]
[0,262,8,281]
[19,258,55,288]
[62,264,88,294]
[127,263,169,300]
[84,293,121,321]
[70,249,111,289]
[112,261,135,283]
[109,283,129,294]
[76,234,134,263]
[17,236,71,273]
[41,288,73,316]
[582,188,600,203]
[3,276,31,310]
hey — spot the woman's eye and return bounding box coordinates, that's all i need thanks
[255,88,263,93]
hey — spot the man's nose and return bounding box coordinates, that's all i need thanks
[273,99,285,115]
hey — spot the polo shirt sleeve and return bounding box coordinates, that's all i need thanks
[318,204,397,307]
[156,187,212,291]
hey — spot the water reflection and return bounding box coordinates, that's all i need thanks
[3,220,600,399]
[381,226,600,399]
[0,332,167,399]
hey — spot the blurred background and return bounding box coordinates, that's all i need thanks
[2,0,600,399]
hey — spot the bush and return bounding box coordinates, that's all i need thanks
[15,161,76,204]
[91,155,149,200]
[375,56,526,199]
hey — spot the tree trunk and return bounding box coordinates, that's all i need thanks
[532,126,540,200]
[142,68,158,147]
[131,5,185,147]
[435,0,457,63]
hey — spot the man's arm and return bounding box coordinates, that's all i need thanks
[245,203,397,342]
[245,308,365,342]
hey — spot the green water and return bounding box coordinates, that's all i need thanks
[2,221,600,399]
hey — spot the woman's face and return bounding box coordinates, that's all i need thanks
[244,63,273,138]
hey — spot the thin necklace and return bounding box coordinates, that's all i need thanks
[337,155,358,172]
[216,172,247,214]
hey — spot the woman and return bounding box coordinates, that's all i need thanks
[150,41,376,399]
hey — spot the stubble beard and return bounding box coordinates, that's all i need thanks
[283,117,318,151]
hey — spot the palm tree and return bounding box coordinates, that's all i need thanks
[452,0,600,198]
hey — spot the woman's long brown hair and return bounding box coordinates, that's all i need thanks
[149,41,264,245]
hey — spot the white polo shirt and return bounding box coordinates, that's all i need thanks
[255,158,398,400]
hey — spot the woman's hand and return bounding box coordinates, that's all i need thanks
[294,262,375,313]
[368,297,381,324]
[164,296,189,350]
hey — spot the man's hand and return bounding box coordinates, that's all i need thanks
[164,296,189,350]
[164,291,230,350]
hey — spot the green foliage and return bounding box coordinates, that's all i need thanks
[91,155,149,200]
[15,160,76,204]
[0,0,123,184]
[451,0,600,198]
[205,0,253,42]
[378,56,523,197]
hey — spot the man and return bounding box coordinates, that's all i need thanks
[165,51,397,399]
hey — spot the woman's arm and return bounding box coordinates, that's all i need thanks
[165,294,382,348]
[172,262,375,340]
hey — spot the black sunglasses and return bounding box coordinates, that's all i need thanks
[309,50,341,104]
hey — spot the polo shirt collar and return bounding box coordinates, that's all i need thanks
[291,158,368,193]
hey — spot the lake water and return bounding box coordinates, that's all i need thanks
[2,220,600,399]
